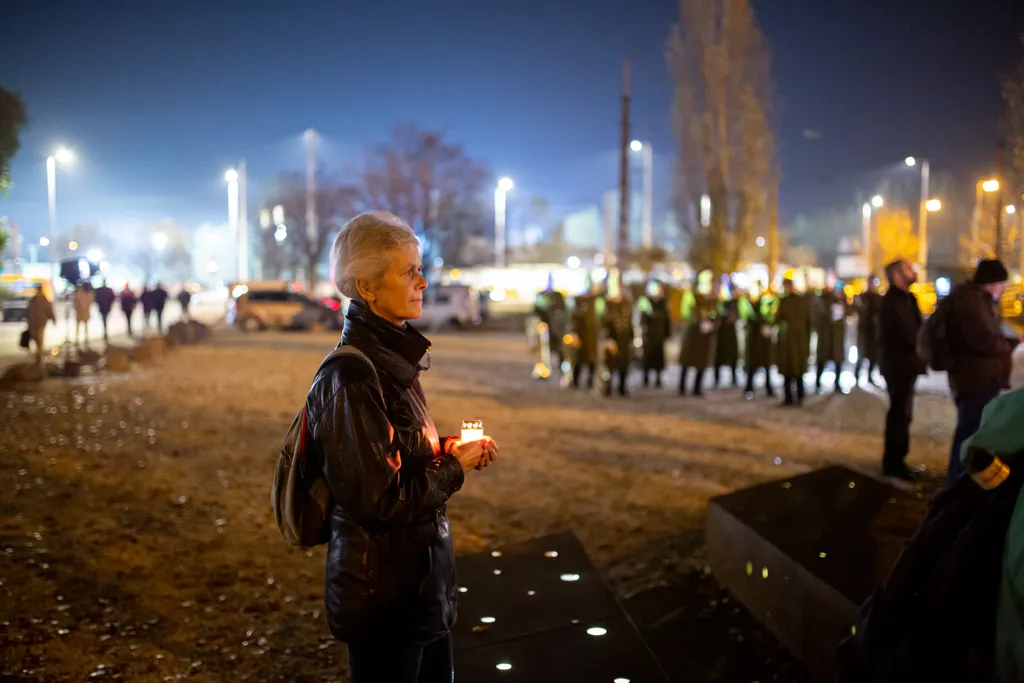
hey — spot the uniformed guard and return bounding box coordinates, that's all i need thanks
[741,280,777,399]
[775,276,811,406]
[813,277,850,394]
[568,275,599,390]
[533,274,568,378]
[599,269,633,397]
[679,271,719,396]
[714,280,741,388]
[637,280,671,388]
[853,275,882,386]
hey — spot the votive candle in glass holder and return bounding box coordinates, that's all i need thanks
[461,419,484,443]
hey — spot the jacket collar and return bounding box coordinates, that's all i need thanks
[340,299,432,388]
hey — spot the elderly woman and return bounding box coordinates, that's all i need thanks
[308,211,498,683]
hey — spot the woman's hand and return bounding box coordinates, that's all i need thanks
[475,437,500,470]
[450,439,485,472]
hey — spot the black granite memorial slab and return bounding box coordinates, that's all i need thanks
[454,615,668,683]
[453,531,622,651]
[706,465,929,681]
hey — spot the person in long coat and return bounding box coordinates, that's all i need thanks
[679,283,719,396]
[854,277,882,386]
[775,278,812,406]
[533,279,568,373]
[120,285,138,337]
[599,273,633,397]
[27,285,56,365]
[742,282,777,398]
[714,288,741,388]
[569,278,599,390]
[637,281,671,388]
[73,282,94,347]
[814,282,850,393]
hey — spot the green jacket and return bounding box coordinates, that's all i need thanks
[961,388,1024,683]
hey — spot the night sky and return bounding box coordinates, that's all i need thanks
[3,0,1022,249]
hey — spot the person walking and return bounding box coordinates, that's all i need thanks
[637,280,671,388]
[945,259,1020,484]
[177,284,192,322]
[140,285,154,331]
[73,283,94,347]
[742,281,777,399]
[877,260,925,481]
[120,285,138,337]
[776,277,812,406]
[26,285,56,365]
[312,211,499,683]
[152,282,169,333]
[854,276,883,386]
[93,279,116,342]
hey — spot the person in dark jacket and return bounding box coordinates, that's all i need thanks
[569,279,599,390]
[854,276,883,386]
[776,278,812,406]
[93,279,116,342]
[120,285,138,337]
[637,280,671,388]
[679,283,719,396]
[177,284,192,322]
[714,288,741,388]
[309,211,499,683]
[878,260,926,481]
[599,270,633,397]
[814,281,850,393]
[533,277,568,374]
[945,259,1021,484]
[151,282,169,333]
[742,282,776,398]
[140,285,154,330]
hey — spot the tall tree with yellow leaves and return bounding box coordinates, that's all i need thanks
[876,209,920,269]
[666,0,777,277]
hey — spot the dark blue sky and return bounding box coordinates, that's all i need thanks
[3,0,1021,247]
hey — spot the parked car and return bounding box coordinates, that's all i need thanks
[417,284,481,331]
[0,275,54,322]
[227,285,342,332]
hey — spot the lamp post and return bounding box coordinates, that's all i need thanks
[45,147,75,292]
[225,168,242,282]
[630,140,653,249]
[862,196,882,275]
[904,157,931,281]
[494,177,514,268]
[972,179,1000,260]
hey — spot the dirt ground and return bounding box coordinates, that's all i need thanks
[0,329,957,682]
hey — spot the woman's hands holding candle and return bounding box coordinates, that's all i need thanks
[448,437,500,473]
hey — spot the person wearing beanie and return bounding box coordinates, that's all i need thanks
[944,258,1021,483]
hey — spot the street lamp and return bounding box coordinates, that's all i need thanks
[46,146,75,290]
[39,237,50,247]
[494,177,514,268]
[982,179,1000,193]
[68,241,78,251]
[903,156,931,280]
[1008,205,1017,215]
[755,236,766,248]
[630,139,654,248]
[871,195,884,208]
[925,199,942,212]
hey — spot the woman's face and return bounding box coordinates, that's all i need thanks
[365,243,428,325]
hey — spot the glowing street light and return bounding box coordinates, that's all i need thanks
[982,179,1000,193]
[39,237,50,247]
[630,140,654,247]
[925,199,942,212]
[1008,205,1017,215]
[494,177,514,268]
[68,241,79,251]
[904,156,917,167]
[46,146,76,289]
[755,236,766,247]
[152,232,168,251]
[871,195,884,208]
[224,168,239,184]
[630,140,643,153]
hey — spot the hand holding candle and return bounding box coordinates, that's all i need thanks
[453,420,499,472]
[461,420,484,443]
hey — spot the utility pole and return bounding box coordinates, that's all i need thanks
[995,138,1005,261]
[305,129,318,287]
[768,179,779,288]
[617,59,631,268]
[917,160,930,282]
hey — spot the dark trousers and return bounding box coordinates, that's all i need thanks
[882,373,916,474]
[124,310,134,337]
[642,368,663,388]
[156,308,164,334]
[347,633,453,683]
[715,364,739,387]
[744,366,775,396]
[181,303,191,321]
[782,374,805,405]
[572,361,594,389]
[855,354,877,382]
[948,390,1000,485]
[604,369,629,396]
[815,360,843,390]
[99,312,110,342]
[679,366,705,395]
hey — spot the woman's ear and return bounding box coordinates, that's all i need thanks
[355,279,376,302]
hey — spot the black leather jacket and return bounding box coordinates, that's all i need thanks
[306,300,464,644]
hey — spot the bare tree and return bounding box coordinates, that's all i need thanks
[262,173,361,288]
[360,125,489,262]
[666,0,777,276]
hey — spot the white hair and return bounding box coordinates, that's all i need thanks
[330,211,419,300]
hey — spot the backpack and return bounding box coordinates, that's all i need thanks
[271,345,382,547]
[835,449,1024,683]
[916,295,953,371]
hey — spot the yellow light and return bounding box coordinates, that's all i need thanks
[925,199,941,212]
[982,179,1000,193]
[449,268,462,280]
[68,241,79,251]
[1007,205,1016,215]
[461,420,484,443]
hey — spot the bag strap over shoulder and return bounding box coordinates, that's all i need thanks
[316,345,383,399]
